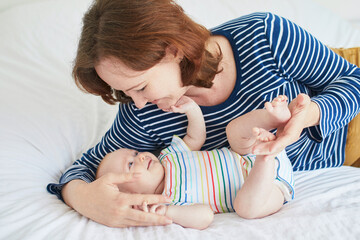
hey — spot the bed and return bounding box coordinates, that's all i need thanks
[0,0,359,239]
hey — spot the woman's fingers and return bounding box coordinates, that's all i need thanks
[142,201,149,212]
[252,94,312,155]
[253,128,300,154]
[252,140,281,155]
[123,193,172,206]
[252,125,297,154]
[101,172,142,184]
[63,175,173,228]
[123,208,172,226]
[110,211,172,228]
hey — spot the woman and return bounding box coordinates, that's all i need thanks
[47,0,360,227]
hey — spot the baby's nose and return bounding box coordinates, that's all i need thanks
[137,154,149,162]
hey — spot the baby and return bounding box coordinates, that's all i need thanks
[96,95,295,229]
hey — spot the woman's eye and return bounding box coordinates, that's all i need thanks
[136,86,146,92]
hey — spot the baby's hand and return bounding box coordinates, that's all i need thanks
[170,96,198,114]
[138,201,168,216]
[149,204,167,216]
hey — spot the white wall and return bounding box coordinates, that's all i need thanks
[0,0,46,12]
[312,0,360,29]
[0,0,360,37]
[1,0,359,30]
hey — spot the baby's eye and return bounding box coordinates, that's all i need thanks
[128,161,134,169]
[134,151,139,156]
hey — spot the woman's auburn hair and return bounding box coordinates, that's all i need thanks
[73,0,222,104]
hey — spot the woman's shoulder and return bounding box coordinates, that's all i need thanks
[210,12,269,33]
[210,12,290,38]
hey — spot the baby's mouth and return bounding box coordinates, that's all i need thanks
[147,160,152,170]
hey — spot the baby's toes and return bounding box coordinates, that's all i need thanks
[252,127,261,137]
[260,133,276,142]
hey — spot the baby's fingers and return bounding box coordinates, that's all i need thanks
[149,204,159,214]
[149,204,167,215]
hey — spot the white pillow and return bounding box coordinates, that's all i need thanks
[0,0,117,187]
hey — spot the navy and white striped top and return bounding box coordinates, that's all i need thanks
[47,12,360,199]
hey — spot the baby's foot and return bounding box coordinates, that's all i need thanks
[264,95,291,125]
[252,127,276,142]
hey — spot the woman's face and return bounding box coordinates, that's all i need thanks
[95,51,190,110]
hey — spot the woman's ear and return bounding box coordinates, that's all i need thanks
[165,45,184,63]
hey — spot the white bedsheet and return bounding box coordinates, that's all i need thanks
[0,0,359,239]
[1,166,359,239]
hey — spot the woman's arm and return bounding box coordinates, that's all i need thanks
[47,103,172,227]
[61,174,172,227]
[253,94,320,155]
[253,13,360,155]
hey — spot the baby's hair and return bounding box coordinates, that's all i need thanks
[95,151,134,193]
[96,152,115,179]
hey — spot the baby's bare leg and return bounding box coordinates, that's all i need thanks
[264,95,291,125]
[234,154,284,219]
[227,95,291,155]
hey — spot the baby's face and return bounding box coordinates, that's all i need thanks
[97,149,164,194]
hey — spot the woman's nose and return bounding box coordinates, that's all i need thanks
[132,94,148,109]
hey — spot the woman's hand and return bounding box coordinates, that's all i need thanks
[61,173,172,228]
[252,94,320,156]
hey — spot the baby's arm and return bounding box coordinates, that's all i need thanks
[142,203,214,230]
[166,204,213,229]
[171,96,206,151]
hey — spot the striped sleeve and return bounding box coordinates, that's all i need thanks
[264,13,360,142]
[47,103,161,199]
